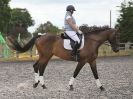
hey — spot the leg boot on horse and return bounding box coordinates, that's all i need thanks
[69,61,85,91]
[33,60,40,88]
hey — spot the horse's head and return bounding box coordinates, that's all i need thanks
[108,29,120,52]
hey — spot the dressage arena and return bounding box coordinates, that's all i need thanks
[0,56,133,99]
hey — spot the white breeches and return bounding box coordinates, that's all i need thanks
[65,31,80,43]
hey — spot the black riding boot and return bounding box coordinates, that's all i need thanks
[71,41,80,61]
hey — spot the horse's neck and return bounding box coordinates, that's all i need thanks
[85,32,109,53]
[88,32,108,44]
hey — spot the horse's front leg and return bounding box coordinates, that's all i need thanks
[69,61,85,91]
[89,60,105,91]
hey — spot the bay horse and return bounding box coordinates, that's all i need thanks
[7,25,119,91]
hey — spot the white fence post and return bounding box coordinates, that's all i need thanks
[125,42,131,50]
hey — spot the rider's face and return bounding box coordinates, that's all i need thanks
[70,10,74,15]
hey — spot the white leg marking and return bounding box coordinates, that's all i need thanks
[39,76,44,85]
[69,77,75,85]
[96,79,102,88]
[34,73,39,83]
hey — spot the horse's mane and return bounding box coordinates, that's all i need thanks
[79,25,111,34]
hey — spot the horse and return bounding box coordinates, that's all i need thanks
[6,25,119,91]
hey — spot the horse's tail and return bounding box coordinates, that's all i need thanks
[7,35,41,53]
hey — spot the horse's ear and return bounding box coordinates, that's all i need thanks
[113,28,119,35]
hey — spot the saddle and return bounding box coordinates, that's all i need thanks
[61,33,84,50]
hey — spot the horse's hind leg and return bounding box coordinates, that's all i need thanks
[38,60,48,89]
[38,55,53,89]
[88,60,105,91]
[69,61,85,91]
[33,60,40,88]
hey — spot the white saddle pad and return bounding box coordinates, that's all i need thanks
[63,35,84,50]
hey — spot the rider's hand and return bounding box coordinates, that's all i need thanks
[78,30,83,34]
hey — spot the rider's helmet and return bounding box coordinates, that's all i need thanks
[66,5,76,11]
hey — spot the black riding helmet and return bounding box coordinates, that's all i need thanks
[66,5,76,11]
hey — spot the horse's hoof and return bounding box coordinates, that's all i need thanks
[33,81,40,88]
[100,86,105,91]
[69,85,74,91]
[33,83,38,88]
[42,84,47,89]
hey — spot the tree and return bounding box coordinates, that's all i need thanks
[0,0,11,35]
[34,21,60,35]
[10,8,34,28]
[115,0,133,42]
[10,8,34,39]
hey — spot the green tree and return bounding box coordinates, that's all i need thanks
[34,21,60,35]
[10,8,34,28]
[10,8,34,39]
[0,0,11,35]
[116,0,133,42]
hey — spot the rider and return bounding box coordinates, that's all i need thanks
[64,5,82,61]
